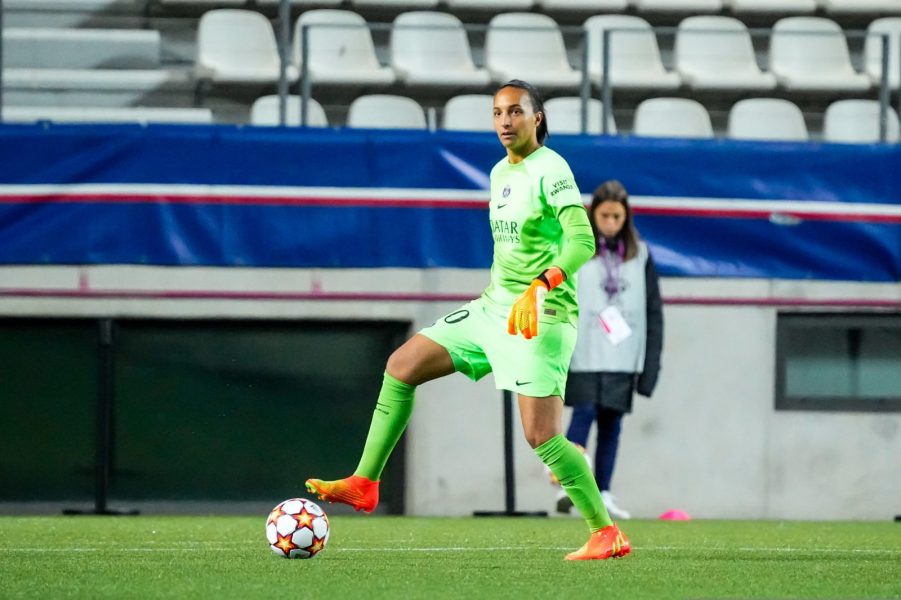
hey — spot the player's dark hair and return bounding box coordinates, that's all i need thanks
[496,79,548,144]
[590,179,640,261]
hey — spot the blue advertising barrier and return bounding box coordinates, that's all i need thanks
[0,124,898,281]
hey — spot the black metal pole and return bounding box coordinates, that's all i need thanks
[64,319,137,515]
[473,390,547,517]
[579,30,589,135]
[601,29,612,136]
[502,389,516,511]
[300,24,310,127]
[95,318,114,512]
[277,0,290,126]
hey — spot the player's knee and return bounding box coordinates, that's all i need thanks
[523,427,554,449]
[385,347,418,385]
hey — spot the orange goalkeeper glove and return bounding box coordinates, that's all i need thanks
[507,267,566,339]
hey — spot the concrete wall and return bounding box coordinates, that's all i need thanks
[1,265,899,520]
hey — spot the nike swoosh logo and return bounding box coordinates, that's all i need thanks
[515,380,532,386]
[497,203,509,209]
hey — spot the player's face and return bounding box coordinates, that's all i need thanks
[594,200,627,239]
[493,87,542,158]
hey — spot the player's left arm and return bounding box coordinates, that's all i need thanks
[553,205,595,279]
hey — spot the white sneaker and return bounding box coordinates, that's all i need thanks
[601,491,631,520]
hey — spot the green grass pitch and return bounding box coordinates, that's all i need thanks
[2,515,899,598]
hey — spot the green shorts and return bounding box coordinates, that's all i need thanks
[419,298,577,398]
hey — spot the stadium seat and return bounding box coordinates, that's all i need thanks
[390,11,491,88]
[544,96,617,134]
[633,0,723,12]
[353,0,439,7]
[727,98,809,141]
[256,0,343,5]
[823,99,901,143]
[293,10,395,87]
[346,94,428,129]
[539,0,629,10]
[584,15,681,90]
[1,105,214,124]
[769,17,870,92]
[195,10,297,84]
[865,18,901,89]
[160,0,244,4]
[3,27,160,69]
[441,94,495,131]
[724,0,816,13]
[633,97,714,138]
[675,16,776,90]
[250,95,329,127]
[160,0,245,5]
[446,0,535,9]
[820,0,901,14]
[485,13,581,89]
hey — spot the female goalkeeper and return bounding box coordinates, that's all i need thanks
[306,80,630,560]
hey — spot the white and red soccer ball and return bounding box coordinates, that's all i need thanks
[266,498,330,559]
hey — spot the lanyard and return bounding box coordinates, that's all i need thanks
[599,239,624,299]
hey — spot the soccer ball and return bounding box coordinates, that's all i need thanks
[266,498,330,559]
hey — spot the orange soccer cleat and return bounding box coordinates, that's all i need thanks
[564,524,631,561]
[305,475,380,514]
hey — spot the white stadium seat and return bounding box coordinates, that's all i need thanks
[442,94,495,131]
[675,16,776,90]
[250,95,329,127]
[584,15,681,90]
[160,0,244,4]
[819,0,901,14]
[346,94,428,129]
[633,0,723,11]
[353,0,439,7]
[195,10,297,84]
[242,0,344,5]
[539,0,629,10]
[293,10,395,87]
[544,96,617,134]
[770,17,870,92]
[633,97,714,138]
[446,0,535,9]
[728,98,809,141]
[485,13,581,89]
[865,18,901,89]
[390,11,491,88]
[725,0,816,13]
[823,99,900,143]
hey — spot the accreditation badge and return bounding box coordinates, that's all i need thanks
[599,305,632,345]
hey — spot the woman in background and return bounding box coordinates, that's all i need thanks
[556,180,663,520]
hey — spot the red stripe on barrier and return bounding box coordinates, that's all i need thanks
[632,206,901,224]
[0,193,486,209]
[1,192,898,223]
[0,287,898,308]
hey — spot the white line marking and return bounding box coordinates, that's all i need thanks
[2,545,899,555]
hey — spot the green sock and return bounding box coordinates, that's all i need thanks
[353,372,415,481]
[535,434,613,532]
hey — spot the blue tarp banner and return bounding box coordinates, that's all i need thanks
[0,123,898,281]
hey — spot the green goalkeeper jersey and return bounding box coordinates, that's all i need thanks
[481,145,592,326]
